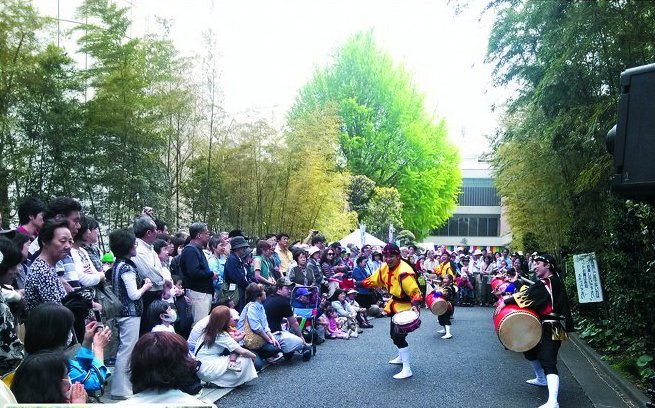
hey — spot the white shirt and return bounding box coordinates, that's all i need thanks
[187,315,211,352]
[152,323,175,333]
[132,238,166,290]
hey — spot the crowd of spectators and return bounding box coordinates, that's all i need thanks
[0,196,529,404]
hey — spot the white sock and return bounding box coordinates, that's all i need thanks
[546,374,559,406]
[528,360,546,383]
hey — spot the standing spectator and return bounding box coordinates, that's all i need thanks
[79,216,103,274]
[263,278,311,361]
[71,215,106,287]
[207,235,227,301]
[24,220,70,313]
[265,234,281,280]
[288,250,313,286]
[132,216,168,335]
[0,238,24,375]
[275,233,293,276]
[10,232,31,291]
[223,236,251,312]
[422,250,438,274]
[15,197,46,240]
[179,223,215,325]
[109,228,153,400]
[306,246,323,286]
[252,240,276,287]
[352,256,375,309]
[481,254,495,306]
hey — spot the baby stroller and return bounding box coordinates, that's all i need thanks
[290,285,320,356]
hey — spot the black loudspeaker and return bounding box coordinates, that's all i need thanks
[607,63,655,203]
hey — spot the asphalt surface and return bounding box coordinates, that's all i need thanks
[217,306,595,408]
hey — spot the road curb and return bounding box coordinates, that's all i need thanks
[561,333,649,408]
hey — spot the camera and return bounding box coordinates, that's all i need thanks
[607,63,655,204]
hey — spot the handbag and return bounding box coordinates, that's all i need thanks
[242,304,266,350]
[218,281,240,306]
[95,282,123,320]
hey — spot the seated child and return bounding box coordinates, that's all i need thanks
[325,306,349,339]
[148,300,176,333]
[226,307,245,371]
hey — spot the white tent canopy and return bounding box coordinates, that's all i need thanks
[339,228,386,248]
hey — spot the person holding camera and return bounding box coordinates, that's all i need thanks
[22,303,111,394]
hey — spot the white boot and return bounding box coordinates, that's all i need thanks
[393,347,413,379]
[538,374,559,408]
[389,354,402,364]
[441,325,452,339]
[437,327,446,334]
[526,360,547,386]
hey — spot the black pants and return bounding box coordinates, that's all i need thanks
[523,324,561,375]
[437,305,454,326]
[389,317,408,349]
[355,292,376,309]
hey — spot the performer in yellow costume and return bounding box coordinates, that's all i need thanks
[360,243,422,379]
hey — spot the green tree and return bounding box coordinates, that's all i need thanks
[0,0,50,225]
[76,0,171,228]
[289,31,461,237]
[346,174,376,217]
[487,0,655,381]
[362,186,403,241]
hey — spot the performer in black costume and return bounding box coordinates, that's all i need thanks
[503,253,573,408]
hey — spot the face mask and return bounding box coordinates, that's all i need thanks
[161,309,177,323]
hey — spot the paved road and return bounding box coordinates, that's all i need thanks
[217,306,595,408]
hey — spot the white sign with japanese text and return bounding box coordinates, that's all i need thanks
[572,252,604,303]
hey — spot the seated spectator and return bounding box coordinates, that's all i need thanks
[237,283,282,364]
[264,278,311,361]
[194,306,258,386]
[23,303,110,394]
[11,351,87,403]
[290,287,314,309]
[148,300,176,333]
[24,220,71,313]
[119,332,210,405]
[345,289,373,328]
[330,289,359,338]
[0,238,24,375]
[324,307,349,339]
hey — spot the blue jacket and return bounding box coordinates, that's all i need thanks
[179,244,213,294]
[352,265,371,295]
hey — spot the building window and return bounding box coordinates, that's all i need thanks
[431,215,500,237]
[458,178,500,206]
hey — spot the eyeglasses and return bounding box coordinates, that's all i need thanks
[327,253,334,256]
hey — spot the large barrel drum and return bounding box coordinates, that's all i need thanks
[426,291,448,316]
[493,301,541,352]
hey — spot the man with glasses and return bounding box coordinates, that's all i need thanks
[132,215,169,335]
[357,243,422,379]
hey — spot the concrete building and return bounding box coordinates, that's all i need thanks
[421,154,511,253]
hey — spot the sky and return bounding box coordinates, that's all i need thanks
[35,0,504,154]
